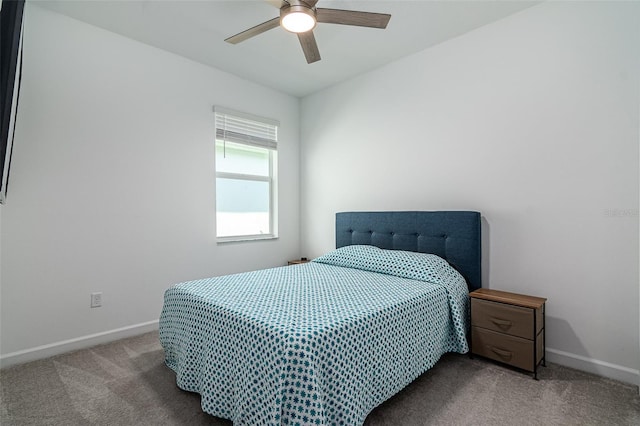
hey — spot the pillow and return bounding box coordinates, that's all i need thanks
[313,245,463,286]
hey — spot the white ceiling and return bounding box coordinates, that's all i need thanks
[33,0,538,97]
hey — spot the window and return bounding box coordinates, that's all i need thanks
[214,107,278,241]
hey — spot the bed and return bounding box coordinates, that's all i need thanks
[159,211,481,425]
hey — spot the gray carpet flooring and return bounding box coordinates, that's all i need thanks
[1,331,638,425]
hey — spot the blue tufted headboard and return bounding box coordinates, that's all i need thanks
[336,211,482,291]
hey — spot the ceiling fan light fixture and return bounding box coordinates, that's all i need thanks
[281,5,316,33]
[226,0,392,64]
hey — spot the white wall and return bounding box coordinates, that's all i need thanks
[0,5,300,363]
[301,2,640,383]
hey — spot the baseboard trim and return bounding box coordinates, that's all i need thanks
[546,347,640,386]
[0,320,159,369]
[2,325,638,388]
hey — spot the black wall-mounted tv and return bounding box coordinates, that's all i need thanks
[0,0,25,204]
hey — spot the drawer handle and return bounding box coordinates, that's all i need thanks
[490,347,513,360]
[490,318,512,329]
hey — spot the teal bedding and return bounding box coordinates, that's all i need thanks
[159,245,470,425]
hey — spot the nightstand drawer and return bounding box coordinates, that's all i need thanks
[471,298,536,339]
[470,289,546,379]
[472,327,534,371]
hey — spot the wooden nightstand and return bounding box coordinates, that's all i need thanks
[287,258,309,265]
[470,288,546,379]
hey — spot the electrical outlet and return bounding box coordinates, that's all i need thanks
[91,292,102,308]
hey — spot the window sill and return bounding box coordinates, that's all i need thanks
[217,234,278,244]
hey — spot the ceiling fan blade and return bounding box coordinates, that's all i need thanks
[225,17,280,44]
[297,31,321,64]
[316,8,391,29]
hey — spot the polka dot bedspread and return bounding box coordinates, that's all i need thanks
[159,245,470,425]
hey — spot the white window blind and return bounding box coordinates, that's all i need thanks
[215,107,278,150]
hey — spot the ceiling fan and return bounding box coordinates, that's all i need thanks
[225,0,391,64]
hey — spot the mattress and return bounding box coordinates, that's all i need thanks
[159,245,470,425]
